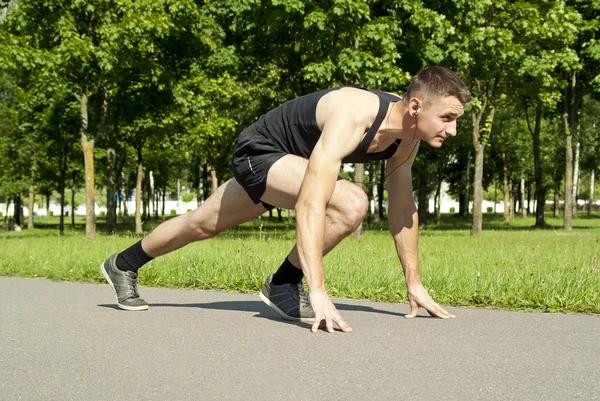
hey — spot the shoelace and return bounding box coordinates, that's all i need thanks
[124,271,140,298]
[295,284,311,307]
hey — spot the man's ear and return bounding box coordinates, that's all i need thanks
[409,98,422,117]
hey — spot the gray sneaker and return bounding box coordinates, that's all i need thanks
[259,275,315,322]
[100,253,148,311]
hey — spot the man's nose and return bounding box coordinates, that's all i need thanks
[447,122,457,137]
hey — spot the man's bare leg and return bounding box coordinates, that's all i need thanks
[101,179,267,310]
[141,179,267,257]
[261,154,369,266]
[254,155,368,322]
[102,155,366,312]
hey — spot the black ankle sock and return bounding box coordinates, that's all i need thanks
[272,257,303,285]
[116,241,154,272]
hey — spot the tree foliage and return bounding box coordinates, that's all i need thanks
[0,0,599,234]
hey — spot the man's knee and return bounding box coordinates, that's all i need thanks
[186,212,219,240]
[332,186,369,231]
[349,189,369,224]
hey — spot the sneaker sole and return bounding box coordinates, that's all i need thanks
[100,262,149,311]
[259,291,314,323]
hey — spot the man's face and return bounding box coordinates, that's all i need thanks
[415,96,465,148]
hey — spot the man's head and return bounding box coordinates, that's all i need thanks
[403,66,471,148]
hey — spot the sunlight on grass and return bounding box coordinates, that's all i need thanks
[1,213,599,313]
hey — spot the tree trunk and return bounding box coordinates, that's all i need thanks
[510,184,516,221]
[493,179,497,214]
[211,169,218,195]
[208,164,218,195]
[530,103,545,228]
[59,141,68,236]
[463,150,471,221]
[106,96,117,234]
[588,169,595,216]
[71,186,76,228]
[14,194,21,227]
[471,104,495,235]
[117,175,122,217]
[378,161,385,221]
[197,158,204,207]
[503,151,510,221]
[135,157,144,234]
[59,185,65,236]
[435,178,442,225]
[152,188,157,219]
[471,144,484,235]
[162,182,166,220]
[142,173,148,222]
[417,168,428,228]
[353,163,365,240]
[520,178,526,218]
[563,97,573,231]
[147,174,152,218]
[4,198,11,225]
[28,173,34,230]
[553,187,560,218]
[373,178,380,222]
[369,163,378,220]
[572,141,580,218]
[79,89,96,238]
[121,170,128,221]
[106,147,116,234]
[527,182,532,215]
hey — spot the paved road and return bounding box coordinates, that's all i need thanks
[0,276,598,401]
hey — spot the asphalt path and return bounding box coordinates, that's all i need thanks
[1,276,598,401]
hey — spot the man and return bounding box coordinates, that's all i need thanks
[101,66,471,333]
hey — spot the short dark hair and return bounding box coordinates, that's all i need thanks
[405,66,471,105]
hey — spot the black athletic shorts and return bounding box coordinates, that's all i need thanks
[231,129,287,211]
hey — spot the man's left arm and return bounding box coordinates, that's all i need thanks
[386,142,455,319]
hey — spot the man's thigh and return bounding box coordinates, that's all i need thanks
[261,154,358,211]
[188,178,267,234]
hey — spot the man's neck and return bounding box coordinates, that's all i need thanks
[382,101,414,141]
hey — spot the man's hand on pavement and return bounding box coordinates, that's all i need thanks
[309,290,352,333]
[406,284,456,319]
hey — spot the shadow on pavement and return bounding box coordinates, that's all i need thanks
[97,300,420,320]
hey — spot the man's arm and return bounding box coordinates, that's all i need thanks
[386,142,455,319]
[296,91,376,332]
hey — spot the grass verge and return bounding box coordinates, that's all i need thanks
[1,214,599,314]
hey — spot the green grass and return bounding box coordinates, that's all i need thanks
[1,213,599,314]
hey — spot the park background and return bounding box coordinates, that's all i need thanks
[0,0,599,314]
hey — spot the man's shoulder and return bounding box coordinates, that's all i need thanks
[323,87,381,111]
[314,87,381,130]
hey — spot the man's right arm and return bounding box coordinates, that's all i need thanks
[295,92,373,332]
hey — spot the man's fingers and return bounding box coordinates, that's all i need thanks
[426,303,447,319]
[434,302,456,318]
[335,316,352,333]
[434,303,456,318]
[425,302,451,319]
[326,317,334,333]
[405,299,419,318]
[406,289,456,319]
[311,314,322,332]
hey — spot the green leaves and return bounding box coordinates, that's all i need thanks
[1,0,599,235]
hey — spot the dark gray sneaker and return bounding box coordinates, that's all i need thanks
[100,253,148,311]
[259,274,315,322]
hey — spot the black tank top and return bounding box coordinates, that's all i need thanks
[241,86,402,163]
